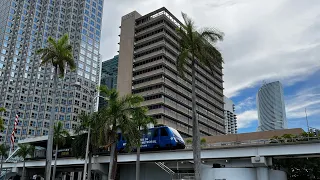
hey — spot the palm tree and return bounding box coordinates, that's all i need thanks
[52,121,70,180]
[16,144,35,180]
[131,107,156,180]
[176,12,224,180]
[36,34,76,180]
[0,107,6,131]
[0,144,9,174]
[98,86,146,180]
[72,113,100,180]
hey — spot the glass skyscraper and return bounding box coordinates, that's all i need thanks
[99,55,118,108]
[257,81,287,131]
[0,0,104,147]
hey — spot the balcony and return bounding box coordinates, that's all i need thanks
[135,88,163,97]
[141,98,164,107]
[147,108,164,115]
[134,68,163,80]
[133,78,163,89]
[135,23,165,36]
[134,49,164,62]
[135,32,164,46]
[134,40,164,55]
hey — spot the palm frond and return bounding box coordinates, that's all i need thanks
[176,49,189,78]
[199,28,224,44]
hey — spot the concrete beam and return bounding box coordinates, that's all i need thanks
[3,142,320,168]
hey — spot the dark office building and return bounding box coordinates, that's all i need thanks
[99,55,118,108]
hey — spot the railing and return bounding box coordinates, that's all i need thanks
[155,162,175,175]
[172,173,195,180]
[185,136,320,149]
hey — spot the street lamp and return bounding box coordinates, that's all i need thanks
[71,82,106,180]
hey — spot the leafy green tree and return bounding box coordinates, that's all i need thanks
[130,107,156,180]
[52,121,70,179]
[175,12,224,180]
[0,107,6,131]
[36,34,76,179]
[0,144,9,173]
[72,113,100,180]
[273,157,320,180]
[16,144,35,180]
[98,86,147,180]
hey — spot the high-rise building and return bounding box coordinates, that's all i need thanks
[99,55,118,108]
[0,0,104,147]
[117,7,225,137]
[257,81,287,131]
[224,96,237,134]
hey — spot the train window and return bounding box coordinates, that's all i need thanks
[152,129,158,138]
[161,128,168,136]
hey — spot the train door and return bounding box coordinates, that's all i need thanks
[159,127,171,148]
[151,128,160,149]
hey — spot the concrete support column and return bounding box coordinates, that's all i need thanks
[102,174,108,180]
[256,167,269,180]
[78,172,82,180]
[70,172,74,180]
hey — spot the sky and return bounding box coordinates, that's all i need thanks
[100,0,320,133]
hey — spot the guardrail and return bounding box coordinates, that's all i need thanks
[172,173,195,180]
[185,136,320,149]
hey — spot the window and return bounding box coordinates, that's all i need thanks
[80,48,86,55]
[161,128,168,136]
[153,129,158,138]
[80,55,85,62]
[85,73,89,79]
[85,66,90,72]
[91,76,96,82]
[77,70,83,76]
[79,63,84,69]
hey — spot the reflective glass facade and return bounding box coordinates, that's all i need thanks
[257,81,287,131]
[0,0,104,147]
[98,55,118,109]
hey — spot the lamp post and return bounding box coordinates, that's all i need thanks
[71,82,106,180]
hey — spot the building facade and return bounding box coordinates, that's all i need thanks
[0,0,104,147]
[99,55,118,108]
[224,96,237,134]
[257,81,287,131]
[117,7,225,137]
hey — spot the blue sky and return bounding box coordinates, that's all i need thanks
[234,70,320,133]
[100,0,320,133]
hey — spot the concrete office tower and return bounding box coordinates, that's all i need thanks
[257,81,287,131]
[224,96,237,134]
[117,7,225,137]
[99,55,118,108]
[0,0,104,147]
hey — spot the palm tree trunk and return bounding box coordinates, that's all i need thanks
[135,145,141,180]
[52,144,59,180]
[191,58,201,180]
[46,67,58,180]
[88,153,92,180]
[0,155,3,175]
[108,135,117,180]
[22,161,26,180]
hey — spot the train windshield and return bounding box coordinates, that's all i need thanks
[169,127,184,142]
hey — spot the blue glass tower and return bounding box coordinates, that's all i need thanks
[0,0,104,147]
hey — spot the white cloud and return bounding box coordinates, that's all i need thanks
[101,0,320,97]
[236,110,257,129]
[236,85,320,130]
